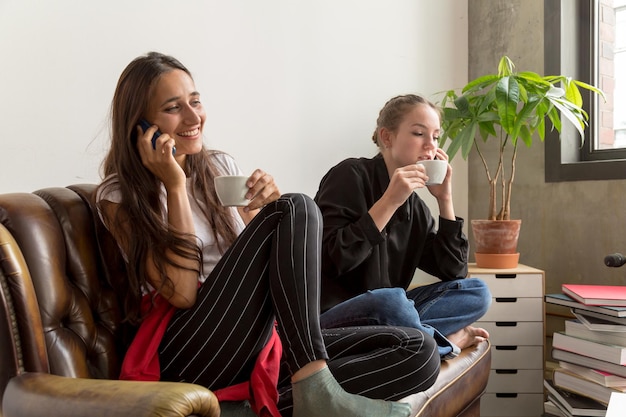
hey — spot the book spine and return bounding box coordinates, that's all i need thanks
[552,348,626,379]
[553,369,613,405]
[565,320,626,346]
[553,332,626,365]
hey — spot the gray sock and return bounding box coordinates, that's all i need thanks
[291,367,412,417]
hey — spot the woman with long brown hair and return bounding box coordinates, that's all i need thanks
[96,53,440,417]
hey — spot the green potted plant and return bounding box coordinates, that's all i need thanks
[438,55,604,268]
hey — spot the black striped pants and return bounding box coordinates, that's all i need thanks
[158,194,440,412]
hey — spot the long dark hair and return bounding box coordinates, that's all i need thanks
[97,52,239,324]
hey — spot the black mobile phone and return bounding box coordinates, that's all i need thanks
[139,120,176,155]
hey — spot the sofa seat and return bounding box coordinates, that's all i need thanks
[0,184,490,417]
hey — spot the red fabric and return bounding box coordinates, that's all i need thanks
[214,329,282,417]
[119,292,283,417]
[119,293,176,381]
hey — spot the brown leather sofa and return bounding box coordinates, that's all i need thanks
[0,184,491,417]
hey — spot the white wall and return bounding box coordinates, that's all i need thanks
[0,0,468,234]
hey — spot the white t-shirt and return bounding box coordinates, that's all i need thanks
[97,151,246,286]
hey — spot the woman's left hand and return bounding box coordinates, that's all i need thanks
[243,169,281,212]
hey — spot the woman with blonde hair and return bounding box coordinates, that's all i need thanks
[315,94,491,359]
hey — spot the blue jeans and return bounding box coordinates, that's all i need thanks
[319,279,491,358]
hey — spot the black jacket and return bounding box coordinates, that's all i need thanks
[314,154,468,312]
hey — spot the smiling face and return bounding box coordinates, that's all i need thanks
[382,103,441,170]
[144,69,206,159]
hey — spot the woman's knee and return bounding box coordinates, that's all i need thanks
[364,288,420,327]
[460,278,492,318]
[281,193,319,211]
[405,329,440,389]
[472,279,492,310]
[268,193,320,231]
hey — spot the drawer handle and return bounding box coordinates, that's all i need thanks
[495,297,517,303]
[495,345,518,350]
[495,369,518,374]
[495,321,518,327]
[495,393,518,398]
[495,274,517,279]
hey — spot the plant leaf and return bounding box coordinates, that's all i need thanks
[498,56,515,76]
[511,97,541,144]
[563,80,583,107]
[546,105,562,132]
[462,74,499,94]
[453,95,471,115]
[549,97,586,139]
[495,76,520,134]
[520,124,532,147]
[461,121,478,158]
[479,119,498,139]
[517,71,551,86]
[573,79,606,100]
[537,116,546,141]
[445,120,476,160]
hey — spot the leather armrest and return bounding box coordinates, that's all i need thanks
[2,372,220,417]
[401,339,491,417]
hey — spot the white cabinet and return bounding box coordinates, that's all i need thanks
[468,263,545,417]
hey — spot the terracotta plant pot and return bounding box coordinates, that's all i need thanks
[471,219,522,268]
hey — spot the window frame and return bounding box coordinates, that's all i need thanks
[544,0,626,182]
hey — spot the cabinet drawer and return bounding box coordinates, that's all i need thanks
[485,369,544,393]
[491,345,543,369]
[471,273,543,297]
[481,393,545,416]
[481,297,543,321]
[476,321,543,345]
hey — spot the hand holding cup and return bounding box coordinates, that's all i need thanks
[416,159,447,185]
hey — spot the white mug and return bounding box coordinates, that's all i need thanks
[416,159,447,185]
[214,175,250,206]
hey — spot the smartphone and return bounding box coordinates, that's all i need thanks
[138,119,161,150]
[138,119,176,155]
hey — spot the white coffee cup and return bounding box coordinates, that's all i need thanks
[214,175,250,206]
[416,159,447,185]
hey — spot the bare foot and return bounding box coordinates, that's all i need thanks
[446,326,489,350]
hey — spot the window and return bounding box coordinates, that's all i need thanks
[613,4,626,147]
[545,0,626,182]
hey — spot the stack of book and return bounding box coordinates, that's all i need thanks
[544,284,626,417]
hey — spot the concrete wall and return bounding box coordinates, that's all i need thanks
[467,0,626,358]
